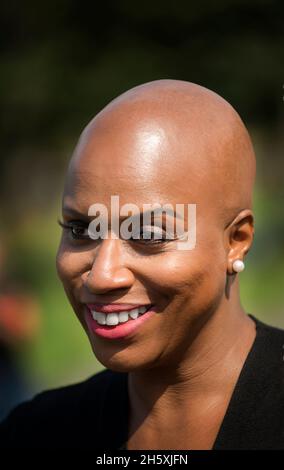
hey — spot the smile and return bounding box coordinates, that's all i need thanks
[85,303,155,340]
[89,305,150,326]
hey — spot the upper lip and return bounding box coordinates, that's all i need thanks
[86,303,151,313]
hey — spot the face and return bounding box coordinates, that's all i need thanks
[56,111,229,373]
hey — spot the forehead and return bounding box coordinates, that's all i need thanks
[64,113,217,219]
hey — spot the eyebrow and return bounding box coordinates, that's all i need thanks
[62,206,92,220]
[62,205,184,223]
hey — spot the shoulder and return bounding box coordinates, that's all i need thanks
[249,313,284,341]
[248,314,284,376]
[2,368,114,417]
[230,315,284,449]
[250,315,284,439]
[0,368,127,448]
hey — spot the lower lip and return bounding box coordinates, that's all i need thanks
[85,306,156,340]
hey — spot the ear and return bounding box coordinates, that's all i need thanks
[226,209,255,275]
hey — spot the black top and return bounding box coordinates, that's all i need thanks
[0,314,284,450]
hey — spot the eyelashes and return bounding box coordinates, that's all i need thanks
[57,219,90,240]
[58,218,176,246]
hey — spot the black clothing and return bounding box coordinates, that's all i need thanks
[0,314,284,449]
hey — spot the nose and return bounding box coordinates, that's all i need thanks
[84,238,135,294]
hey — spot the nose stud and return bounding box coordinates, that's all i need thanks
[232,259,245,273]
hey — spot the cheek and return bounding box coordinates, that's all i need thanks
[145,237,226,311]
[56,246,90,325]
[148,250,224,292]
[56,243,87,288]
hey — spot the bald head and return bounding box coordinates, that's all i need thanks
[67,79,256,230]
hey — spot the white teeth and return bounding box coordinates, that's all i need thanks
[118,311,129,323]
[91,305,150,326]
[92,311,106,325]
[106,313,119,326]
[91,310,97,321]
[129,308,139,319]
[138,306,147,314]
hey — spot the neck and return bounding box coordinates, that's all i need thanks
[128,292,256,427]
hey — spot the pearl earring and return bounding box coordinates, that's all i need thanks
[232,259,245,273]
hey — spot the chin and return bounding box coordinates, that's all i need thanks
[90,342,155,373]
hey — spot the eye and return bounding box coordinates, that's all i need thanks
[130,226,173,245]
[58,219,90,240]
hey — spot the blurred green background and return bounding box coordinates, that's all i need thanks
[0,1,283,412]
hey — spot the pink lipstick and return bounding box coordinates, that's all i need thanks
[85,303,156,340]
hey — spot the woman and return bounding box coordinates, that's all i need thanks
[1,80,283,449]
